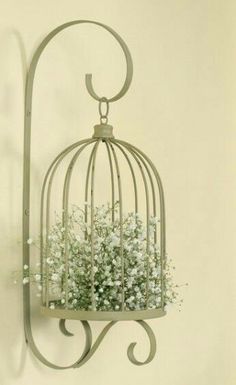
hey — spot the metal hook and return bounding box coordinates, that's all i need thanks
[26,20,133,106]
[83,22,133,102]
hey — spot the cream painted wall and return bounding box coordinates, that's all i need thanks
[0,1,235,384]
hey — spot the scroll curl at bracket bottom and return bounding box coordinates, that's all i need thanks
[59,318,156,368]
[25,317,156,369]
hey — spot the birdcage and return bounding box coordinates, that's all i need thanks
[23,20,167,369]
[40,120,166,322]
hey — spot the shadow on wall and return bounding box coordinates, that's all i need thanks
[0,28,32,379]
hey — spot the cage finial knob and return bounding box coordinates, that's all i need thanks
[93,123,114,138]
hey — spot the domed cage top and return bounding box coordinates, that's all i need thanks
[22,20,167,369]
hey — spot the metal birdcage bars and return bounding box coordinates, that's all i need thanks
[40,134,166,321]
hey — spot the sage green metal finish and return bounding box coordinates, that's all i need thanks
[93,123,114,138]
[90,140,101,310]
[23,19,166,370]
[59,319,156,367]
[107,142,125,309]
[42,306,166,321]
[104,141,115,220]
[127,320,157,366]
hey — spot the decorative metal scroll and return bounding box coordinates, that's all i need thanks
[58,319,157,369]
[24,317,156,369]
[23,20,163,369]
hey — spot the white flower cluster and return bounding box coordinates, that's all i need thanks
[44,203,178,311]
[25,203,178,311]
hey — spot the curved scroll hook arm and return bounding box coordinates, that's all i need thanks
[26,19,133,106]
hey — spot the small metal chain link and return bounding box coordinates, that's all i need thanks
[98,97,109,124]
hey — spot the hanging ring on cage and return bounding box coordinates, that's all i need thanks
[99,97,109,124]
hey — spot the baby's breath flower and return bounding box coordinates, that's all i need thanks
[35,274,41,282]
[24,203,178,312]
[51,273,59,282]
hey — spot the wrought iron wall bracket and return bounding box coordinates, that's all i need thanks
[23,20,161,369]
